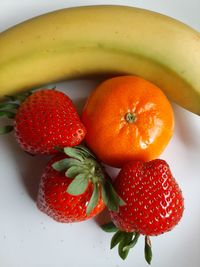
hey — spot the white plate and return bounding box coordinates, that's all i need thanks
[0,1,200,267]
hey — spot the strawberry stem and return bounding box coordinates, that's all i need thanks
[145,236,152,265]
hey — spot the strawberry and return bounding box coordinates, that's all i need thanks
[0,89,86,154]
[102,159,184,264]
[37,146,123,222]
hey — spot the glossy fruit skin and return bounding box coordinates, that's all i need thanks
[14,90,86,155]
[37,155,105,223]
[82,76,174,168]
[110,159,184,236]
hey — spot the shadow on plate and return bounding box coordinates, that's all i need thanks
[2,133,49,202]
[173,103,200,149]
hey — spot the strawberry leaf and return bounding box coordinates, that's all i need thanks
[101,180,125,212]
[14,91,33,102]
[75,145,96,159]
[118,232,133,260]
[123,232,140,251]
[119,196,126,206]
[52,158,80,172]
[0,110,15,118]
[0,103,19,110]
[65,165,85,178]
[0,125,14,134]
[145,236,152,265]
[86,182,99,214]
[67,174,89,195]
[111,230,124,249]
[109,231,137,260]
[64,147,84,161]
[101,182,108,205]
[101,222,118,233]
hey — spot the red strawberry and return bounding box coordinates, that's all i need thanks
[37,146,123,222]
[14,89,86,154]
[102,159,184,264]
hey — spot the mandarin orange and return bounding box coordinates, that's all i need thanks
[82,76,174,168]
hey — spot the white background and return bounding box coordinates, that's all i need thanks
[0,1,200,267]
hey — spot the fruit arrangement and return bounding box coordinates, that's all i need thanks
[0,4,199,266]
[0,79,183,264]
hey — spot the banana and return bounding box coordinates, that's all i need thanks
[0,5,200,115]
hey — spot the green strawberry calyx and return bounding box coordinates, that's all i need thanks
[0,89,35,134]
[0,101,19,134]
[0,86,55,135]
[52,145,125,215]
[101,222,152,264]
